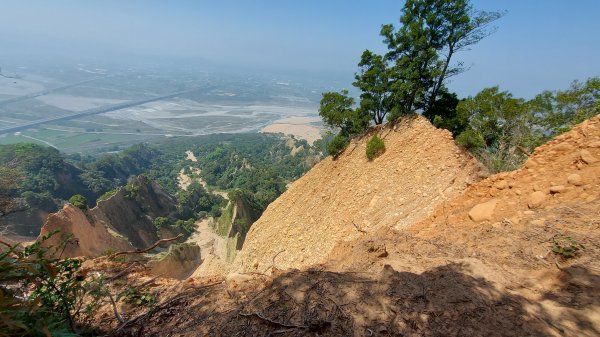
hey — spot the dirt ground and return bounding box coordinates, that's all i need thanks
[85,116,599,336]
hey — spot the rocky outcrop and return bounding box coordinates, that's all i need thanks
[148,242,202,279]
[94,175,179,248]
[37,175,183,258]
[38,204,132,257]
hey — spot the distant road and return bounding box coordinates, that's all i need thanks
[0,76,112,107]
[0,89,198,135]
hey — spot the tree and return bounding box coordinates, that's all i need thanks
[530,77,599,137]
[318,90,368,136]
[381,0,503,118]
[424,89,467,136]
[353,50,393,124]
[68,194,88,210]
[455,87,540,172]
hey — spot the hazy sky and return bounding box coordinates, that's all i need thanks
[1,0,599,98]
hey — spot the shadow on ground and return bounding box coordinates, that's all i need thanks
[114,262,599,337]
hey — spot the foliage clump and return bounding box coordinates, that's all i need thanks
[327,133,349,158]
[366,135,386,160]
[0,231,107,335]
[552,235,585,258]
[68,194,88,210]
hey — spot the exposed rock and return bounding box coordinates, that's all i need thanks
[38,204,132,258]
[567,173,583,186]
[528,191,547,209]
[580,150,598,164]
[468,199,498,222]
[148,242,201,280]
[549,185,566,193]
[493,180,509,190]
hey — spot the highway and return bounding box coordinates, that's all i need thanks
[0,89,198,135]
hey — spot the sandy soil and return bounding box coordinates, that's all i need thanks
[261,116,323,144]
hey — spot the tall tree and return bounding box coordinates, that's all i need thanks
[353,50,393,125]
[381,0,503,118]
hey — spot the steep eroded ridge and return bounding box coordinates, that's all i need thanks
[235,115,487,273]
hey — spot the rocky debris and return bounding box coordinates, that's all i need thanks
[567,173,584,186]
[235,115,486,273]
[528,191,547,209]
[549,185,566,193]
[468,199,498,222]
[580,149,599,164]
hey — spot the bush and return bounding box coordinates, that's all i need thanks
[327,133,349,158]
[152,216,170,231]
[365,135,385,160]
[68,194,87,210]
[0,231,108,335]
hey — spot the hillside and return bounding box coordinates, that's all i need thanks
[86,115,599,337]
[234,115,487,273]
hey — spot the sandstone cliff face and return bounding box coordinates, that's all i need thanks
[148,242,202,279]
[37,175,181,258]
[234,115,487,273]
[94,176,179,249]
[38,204,132,257]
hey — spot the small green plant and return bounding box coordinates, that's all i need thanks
[327,133,349,158]
[552,235,585,258]
[174,218,196,235]
[366,135,385,160]
[68,194,87,210]
[117,288,156,307]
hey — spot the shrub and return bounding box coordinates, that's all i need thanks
[117,288,155,307]
[327,133,349,158]
[365,135,385,160]
[174,219,195,235]
[123,182,140,200]
[0,231,108,335]
[68,194,87,210]
[152,216,170,231]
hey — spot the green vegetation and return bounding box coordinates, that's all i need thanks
[97,188,118,203]
[117,287,156,307]
[318,0,502,157]
[68,194,88,210]
[0,231,107,335]
[317,0,598,172]
[456,78,599,172]
[366,135,386,160]
[152,216,169,232]
[215,202,234,237]
[552,235,585,258]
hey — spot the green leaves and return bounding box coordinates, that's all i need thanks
[0,231,108,335]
